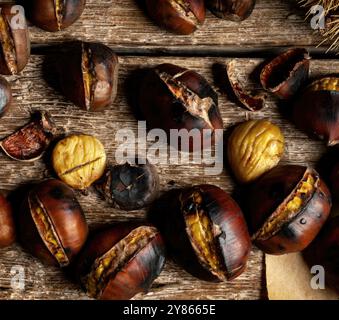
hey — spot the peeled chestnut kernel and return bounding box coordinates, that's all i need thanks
[76,223,166,300]
[0,192,16,248]
[96,159,160,210]
[52,134,107,190]
[58,42,119,112]
[293,77,339,146]
[228,119,285,184]
[18,179,88,267]
[0,76,12,117]
[206,0,256,21]
[0,4,30,75]
[25,0,86,32]
[0,111,57,162]
[146,0,205,35]
[260,48,310,99]
[248,165,332,254]
[138,63,223,152]
[158,185,251,281]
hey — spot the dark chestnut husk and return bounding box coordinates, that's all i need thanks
[0,4,30,75]
[151,185,251,281]
[145,0,205,35]
[25,0,86,32]
[260,48,310,99]
[0,111,57,162]
[95,159,160,210]
[58,42,119,112]
[293,77,339,146]
[76,223,166,300]
[248,165,332,254]
[0,76,12,117]
[18,179,88,267]
[0,191,15,248]
[206,0,256,21]
[138,63,224,152]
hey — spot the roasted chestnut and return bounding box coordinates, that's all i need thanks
[76,223,166,300]
[331,162,339,199]
[0,111,57,162]
[153,185,251,281]
[25,0,86,32]
[96,159,160,210]
[206,0,256,21]
[248,165,332,254]
[18,179,88,267]
[0,76,12,117]
[52,134,107,190]
[0,4,30,75]
[145,0,205,35]
[138,63,223,152]
[306,216,339,290]
[228,119,285,184]
[293,77,339,146]
[260,48,310,99]
[0,192,15,248]
[58,42,119,112]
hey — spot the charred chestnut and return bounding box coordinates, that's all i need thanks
[138,63,223,152]
[76,223,166,300]
[25,0,86,32]
[293,77,339,146]
[0,111,57,162]
[96,159,160,210]
[0,4,30,75]
[248,165,332,254]
[260,48,310,99]
[0,77,12,117]
[206,0,256,21]
[18,179,88,267]
[58,42,119,112]
[0,192,15,248]
[145,0,205,35]
[154,185,251,281]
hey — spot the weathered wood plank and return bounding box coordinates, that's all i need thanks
[21,0,325,54]
[0,55,337,300]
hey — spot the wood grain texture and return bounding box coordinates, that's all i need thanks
[0,55,337,300]
[19,0,325,54]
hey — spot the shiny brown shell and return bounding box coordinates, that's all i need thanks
[248,165,332,254]
[206,0,256,21]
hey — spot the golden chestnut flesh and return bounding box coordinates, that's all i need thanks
[227,119,285,184]
[52,134,107,190]
[248,165,332,254]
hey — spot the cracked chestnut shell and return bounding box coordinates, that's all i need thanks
[0,4,30,75]
[0,76,12,117]
[228,119,285,184]
[206,0,256,21]
[154,185,251,281]
[138,63,223,152]
[260,48,310,99]
[95,160,160,210]
[146,0,205,35]
[25,0,86,32]
[0,192,15,248]
[18,179,88,267]
[293,77,339,146]
[76,223,166,300]
[58,42,119,112]
[248,165,332,254]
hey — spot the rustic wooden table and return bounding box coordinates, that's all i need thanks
[0,0,337,300]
